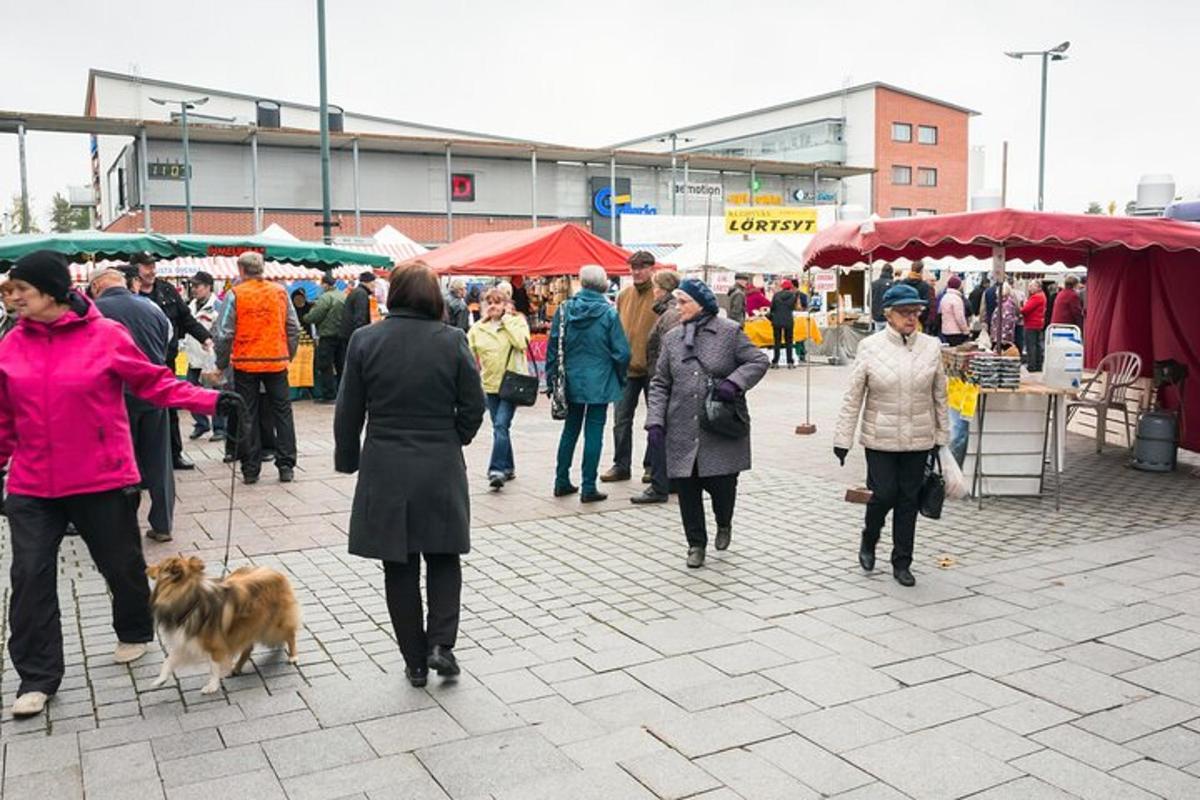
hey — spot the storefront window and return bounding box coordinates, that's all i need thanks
[892,122,912,142]
[916,208,937,216]
[918,125,938,145]
[891,207,912,217]
[891,165,912,185]
[917,168,938,187]
[692,119,846,164]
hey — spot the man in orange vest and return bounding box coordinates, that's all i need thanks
[214,252,301,484]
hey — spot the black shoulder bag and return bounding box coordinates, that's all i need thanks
[919,449,946,519]
[693,351,751,440]
[497,340,538,407]
[549,307,569,420]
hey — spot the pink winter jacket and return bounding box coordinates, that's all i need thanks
[0,295,219,499]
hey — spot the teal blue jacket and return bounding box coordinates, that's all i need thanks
[545,289,630,405]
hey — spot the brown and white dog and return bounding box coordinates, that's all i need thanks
[147,556,300,694]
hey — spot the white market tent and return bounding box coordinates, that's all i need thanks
[663,238,806,275]
[331,225,428,277]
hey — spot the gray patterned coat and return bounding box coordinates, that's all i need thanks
[646,315,769,479]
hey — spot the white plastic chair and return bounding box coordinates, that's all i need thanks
[1066,351,1143,451]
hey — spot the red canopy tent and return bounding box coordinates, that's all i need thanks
[412,223,634,277]
[804,209,1200,451]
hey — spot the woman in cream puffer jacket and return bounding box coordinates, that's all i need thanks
[834,283,949,587]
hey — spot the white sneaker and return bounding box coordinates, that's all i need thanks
[113,642,148,664]
[11,691,48,718]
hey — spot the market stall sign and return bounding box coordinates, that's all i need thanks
[207,245,265,258]
[149,162,191,180]
[724,207,818,234]
[726,193,783,206]
[812,268,838,293]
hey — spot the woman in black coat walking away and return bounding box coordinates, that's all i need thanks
[334,264,486,687]
[646,279,769,568]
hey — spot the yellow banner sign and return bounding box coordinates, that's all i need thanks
[724,207,819,234]
[726,193,783,206]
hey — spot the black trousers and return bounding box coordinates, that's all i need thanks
[6,488,152,696]
[234,369,297,475]
[673,467,738,548]
[314,336,347,401]
[1024,328,1045,372]
[772,323,795,365]
[863,449,927,570]
[612,374,651,472]
[646,432,670,495]
[127,401,175,533]
[383,554,462,670]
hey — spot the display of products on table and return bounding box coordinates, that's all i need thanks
[969,355,1022,389]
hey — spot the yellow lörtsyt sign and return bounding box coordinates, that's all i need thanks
[724,207,818,234]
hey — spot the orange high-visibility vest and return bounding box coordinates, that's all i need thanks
[231,279,290,373]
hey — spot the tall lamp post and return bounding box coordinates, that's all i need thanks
[316,0,334,244]
[658,132,694,215]
[1005,41,1069,211]
[149,96,209,233]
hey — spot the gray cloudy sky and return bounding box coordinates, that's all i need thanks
[1,0,1195,227]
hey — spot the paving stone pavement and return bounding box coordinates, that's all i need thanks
[2,364,1199,799]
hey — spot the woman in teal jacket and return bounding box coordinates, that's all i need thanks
[545,265,630,502]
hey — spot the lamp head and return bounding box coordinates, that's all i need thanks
[1004,51,1024,59]
[1050,40,1070,53]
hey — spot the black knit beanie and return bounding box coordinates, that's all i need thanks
[9,250,72,303]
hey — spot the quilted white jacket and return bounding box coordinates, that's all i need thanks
[834,326,950,452]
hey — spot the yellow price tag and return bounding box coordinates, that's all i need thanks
[961,383,980,417]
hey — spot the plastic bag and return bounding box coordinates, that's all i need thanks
[940,444,970,499]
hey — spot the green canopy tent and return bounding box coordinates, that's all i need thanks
[172,234,393,268]
[0,231,180,268]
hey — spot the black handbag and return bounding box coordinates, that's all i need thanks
[919,450,946,519]
[549,308,569,421]
[694,352,750,439]
[498,345,538,407]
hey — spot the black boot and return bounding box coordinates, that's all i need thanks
[858,531,876,572]
[893,567,916,587]
[428,645,460,677]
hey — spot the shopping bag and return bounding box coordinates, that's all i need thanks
[940,444,970,499]
[498,347,538,407]
[919,450,946,519]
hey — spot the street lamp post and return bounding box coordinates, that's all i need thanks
[149,95,209,233]
[658,132,694,215]
[1005,41,1069,211]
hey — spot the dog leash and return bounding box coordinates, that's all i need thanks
[221,402,243,579]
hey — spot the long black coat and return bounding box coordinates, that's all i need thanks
[334,309,485,563]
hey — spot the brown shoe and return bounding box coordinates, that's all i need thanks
[600,467,631,483]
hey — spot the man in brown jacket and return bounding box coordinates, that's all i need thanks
[602,251,659,483]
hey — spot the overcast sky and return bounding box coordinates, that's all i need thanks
[1,0,1196,227]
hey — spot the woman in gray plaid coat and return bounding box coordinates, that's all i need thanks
[646,278,769,568]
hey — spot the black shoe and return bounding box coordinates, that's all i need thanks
[488,473,505,490]
[893,567,916,587]
[600,467,630,483]
[188,429,207,441]
[505,471,516,481]
[210,432,226,443]
[630,489,669,505]
[243,473,260,485]
[581,491,608,503]
[428,645,460,677]
[770,363,780,370]
[687,546,706,568]
[222,453,237,463]
[714,527,731,551]
[278,466,294,483]
[787,363,796,370]
[173,455,196,471]
[145,529,172,543]
[405,666,429,687]
[553,484,579,498]
[859,532,876,571]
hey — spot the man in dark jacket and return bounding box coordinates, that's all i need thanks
[769,280,800,368]
[968,276,989,319]
[632,270,682,505]
[131,253,211,471]
[341,272,377,340]
[902,260,933,326]
[444,279,472,332]
[870,265,894,329]
[91,268,177,542]
[305,273,348,404]
[726,274,749,324]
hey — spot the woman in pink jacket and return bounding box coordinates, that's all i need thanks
[0,251,241,718]
[938,275,970,346]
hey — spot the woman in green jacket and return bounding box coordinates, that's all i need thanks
[467,286,531,489]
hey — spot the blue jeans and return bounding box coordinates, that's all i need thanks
[556,403,608,493]
[484,394,516,477]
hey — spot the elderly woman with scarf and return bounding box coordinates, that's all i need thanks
[646,279,769,568]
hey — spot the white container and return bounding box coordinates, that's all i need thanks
[1043,324,1084,390]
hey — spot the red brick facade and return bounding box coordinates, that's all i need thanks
[873,87,970,217]
[104,209,589,245]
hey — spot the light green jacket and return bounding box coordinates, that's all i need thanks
[467,314,531,394]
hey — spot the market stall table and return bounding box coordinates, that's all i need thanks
[743,316,823,348]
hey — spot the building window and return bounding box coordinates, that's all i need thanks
[917,168,938,187]
[918,125,938,145]
[891,122,912,142]
[916,208,937,216]
[891,165,912,185]
[891,207,912,218]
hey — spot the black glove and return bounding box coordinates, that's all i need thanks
[834,446,849,466]
[215,391,247,440]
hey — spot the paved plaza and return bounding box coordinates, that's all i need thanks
[2,363,1199,799]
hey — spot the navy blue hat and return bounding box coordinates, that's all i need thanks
[881,283,927,309]
[676,278,719,315]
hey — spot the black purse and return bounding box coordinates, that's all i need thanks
[919,449,946,519]
[549,308,569,421]
[498,345,538,407]
[694,352,750,439]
